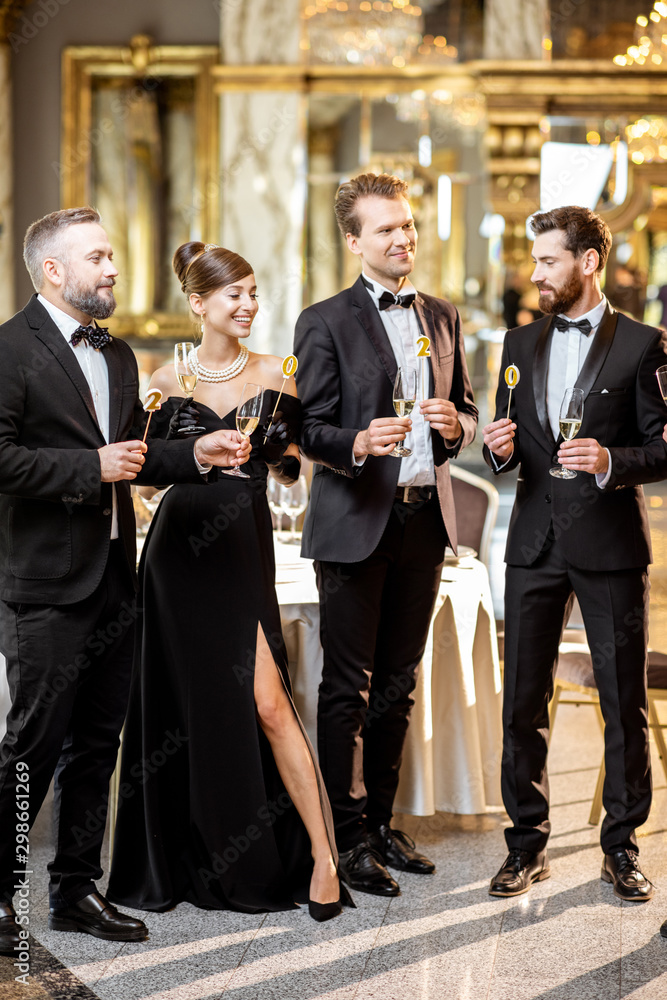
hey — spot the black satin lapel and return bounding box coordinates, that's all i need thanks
[533,316,556,445]
[104,342,124,443]
[574,306,618,400]
[356,298,397,386]
[34,324,100,432]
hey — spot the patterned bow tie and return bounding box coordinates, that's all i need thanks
[378,290,416,311]
[70,324,112,349]
[553,316,593,335]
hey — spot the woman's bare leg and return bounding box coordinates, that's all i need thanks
[254,625,339,904]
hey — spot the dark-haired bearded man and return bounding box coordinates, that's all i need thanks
[483,205,667,902]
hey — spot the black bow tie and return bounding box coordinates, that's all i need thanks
[378,290,416,311]
[70,325,112,349]
[553,316,593,335]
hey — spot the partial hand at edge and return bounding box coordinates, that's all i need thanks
[353,416,411,459]
[558,437,608,474]
[194,429,251,469]
[99,440,147,482]
[482,418,515,461]
[420,398,462,443]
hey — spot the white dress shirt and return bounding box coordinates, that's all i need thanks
[37,295,119,538]
[546,295,611,486]
[359,273,436,487]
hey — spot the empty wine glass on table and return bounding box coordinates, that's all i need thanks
[280,475,309,544]
[267,477,285,534]
[550,386,584,479]
[226,382,264,479]
[390,367,417,458]
[174,342,205,434]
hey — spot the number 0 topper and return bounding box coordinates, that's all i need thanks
[504,365,520,420]
[141,388,163,443]
[263,355,298,444]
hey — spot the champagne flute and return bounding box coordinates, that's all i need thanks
[267,478,286,535]
[174,342,205,434]
[390,367,417,458]
[280,475,309,544]
[656,365,667,405]
[227,382,263,479]
[550,387,584,479]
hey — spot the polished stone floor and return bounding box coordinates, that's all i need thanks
[1,698,666,1000]
[2,477,667,999]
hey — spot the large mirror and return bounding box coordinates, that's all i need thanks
[61,35,219,339]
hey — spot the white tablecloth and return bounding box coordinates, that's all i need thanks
[275,538,503,816]
[0,539,504,818]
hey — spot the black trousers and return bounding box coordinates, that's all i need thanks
[503,537,651,856]
[0,543,136,906]
[315,494,448,851]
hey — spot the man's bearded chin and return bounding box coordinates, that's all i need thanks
[63,281,117,320]
[537,269,584,315]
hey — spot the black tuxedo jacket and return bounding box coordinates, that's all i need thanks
[294,276,477,563]
[484,306,667,570]
[0,296,205,605]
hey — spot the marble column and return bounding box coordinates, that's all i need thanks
[0,43,15,322]
[218,0,306,356]
[483,0,551,60]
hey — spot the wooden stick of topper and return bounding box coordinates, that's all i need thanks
[263,355,298,443]
[505,365,520,420]
[416,336,431,400]
[141,389,163,444]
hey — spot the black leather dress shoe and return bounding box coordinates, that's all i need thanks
[369,825,435,874]
[601,850,653,902]
[489,849,550,897]
[338,841,400,896]
[0,901,20,956]
[49,891,148,941]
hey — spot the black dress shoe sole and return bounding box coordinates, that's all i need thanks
[339,874,400,897]
[489,866,551,897]
[0,938,20,956]
[48,913,148,941]
[385,858,436,875]
[600,868,654,902]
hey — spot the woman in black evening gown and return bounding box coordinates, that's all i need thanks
[107,243,347,921]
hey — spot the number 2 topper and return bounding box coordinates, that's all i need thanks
[263,355,298,444]
[416,337,431,399]
[504,364,520,420]
[141,388,163,443]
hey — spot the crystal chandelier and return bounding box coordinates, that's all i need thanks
[613,1,667,67]
[302,0,457,67]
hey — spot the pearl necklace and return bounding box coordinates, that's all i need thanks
[188,344,249,383]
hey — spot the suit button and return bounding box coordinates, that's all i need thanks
[102,507,112,516]
[552,455,559,463]
[545,493,551,503]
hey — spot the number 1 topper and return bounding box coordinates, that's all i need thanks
[263,355,298,444]
[141,389,163,443]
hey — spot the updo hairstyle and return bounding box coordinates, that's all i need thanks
[172,242,254,301]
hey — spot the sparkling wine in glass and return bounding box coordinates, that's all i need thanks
[550,387,584,479]
[390,367,417,458]
[656,364,667,406]
[227,382,263,479]
[174,342,205,434]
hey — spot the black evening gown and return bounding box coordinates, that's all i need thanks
[108,391,333,913]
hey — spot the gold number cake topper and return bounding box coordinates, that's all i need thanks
[504,365,520,420]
